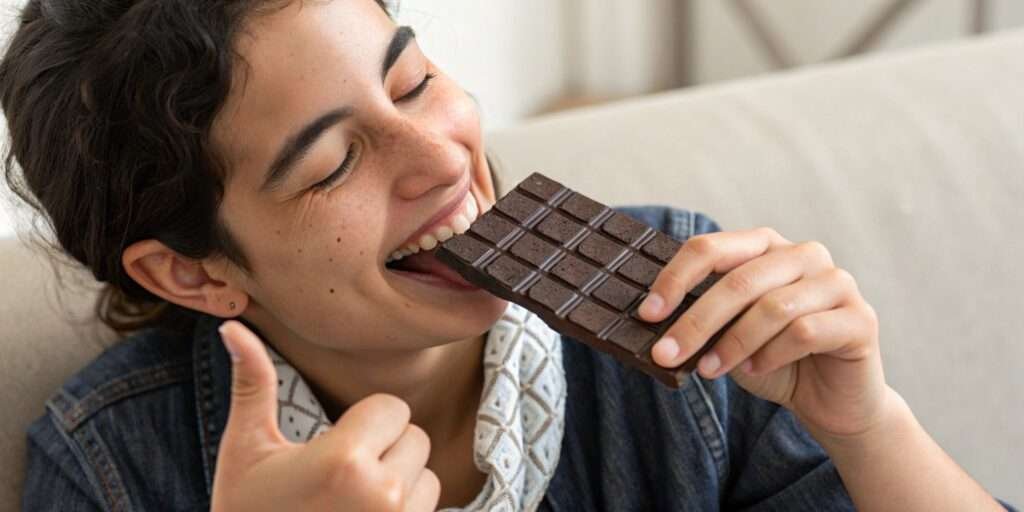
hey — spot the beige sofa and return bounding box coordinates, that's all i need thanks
[3,29,1022,509]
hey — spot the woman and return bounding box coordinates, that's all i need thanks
[1,0,1015,510]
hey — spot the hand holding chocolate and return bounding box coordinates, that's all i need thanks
[436,172,734,387]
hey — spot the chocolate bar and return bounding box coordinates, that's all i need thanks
[435,172,736,388]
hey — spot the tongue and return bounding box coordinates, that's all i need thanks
[392,248,476,287]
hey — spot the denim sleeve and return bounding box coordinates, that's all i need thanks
[22,416,103,511]
[718,378,855,511]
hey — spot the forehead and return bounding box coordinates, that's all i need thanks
[211,0,394,188]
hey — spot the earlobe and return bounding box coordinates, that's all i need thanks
[121,239,249,318]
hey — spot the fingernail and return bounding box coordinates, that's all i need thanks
[652,336,679,364]
[641,293,664,318]
[218,323,241,362]
[699,352,721,376]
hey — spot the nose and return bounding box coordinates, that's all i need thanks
[382,117,469,200]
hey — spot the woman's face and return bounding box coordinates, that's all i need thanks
[210,0,508,352]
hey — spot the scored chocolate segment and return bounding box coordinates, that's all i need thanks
[495,190,542,224]
[435,171,734,388]
[537,212,585,244]
[616,254,660,287]
[509,232,558,267]
[641,232,682,264]
[568,299,618,334]
[527,276,576,312]
[559,193,605,223]
[592,275,642,311]
[470,214,517,245]
[485,255,532,289]
[601,212,649,244]
[578,233,626,266]
[550,254,599,289]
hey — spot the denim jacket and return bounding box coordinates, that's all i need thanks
[22,205,1018,511]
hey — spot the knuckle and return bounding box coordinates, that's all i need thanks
[677,311,706,338]
[685,234,717,257]
[407,423,431,452]
[369,393,411,420]
[790,317,818,346]
[723,328,751,354]
[723,271,756,296]
[657,265,689,293]
[322,450,370,490]
[377,475,407,512]
[755,226,781,240]
[829,267,857,289]
[860,300,879,330]
[798,240,833,265]
[762,294,797,321]
[424,467,442,498]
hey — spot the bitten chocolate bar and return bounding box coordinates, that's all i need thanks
[435,172,735,387]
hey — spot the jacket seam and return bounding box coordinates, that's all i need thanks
[72,422,133,512]
[50,360,192,432]
[683,373,730,487]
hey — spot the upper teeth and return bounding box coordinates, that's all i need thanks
[385,193,479,264]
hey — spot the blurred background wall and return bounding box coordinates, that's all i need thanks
[2,0,1023,236]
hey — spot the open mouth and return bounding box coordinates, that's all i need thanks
[382,185,481,289]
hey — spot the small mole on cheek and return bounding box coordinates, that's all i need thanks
[359,250,364,256]
[330,288,335,294]
[337,237,341,243]
[329,258,333,262]
[275,230,281,235]
[297,248,302,254]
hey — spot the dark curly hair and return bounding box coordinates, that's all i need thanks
[0,0,498,337]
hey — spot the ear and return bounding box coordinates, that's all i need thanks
[121,239,250,318]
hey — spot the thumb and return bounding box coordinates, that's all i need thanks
[218,320,286,448]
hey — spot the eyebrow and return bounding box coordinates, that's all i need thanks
[261,25,417,192]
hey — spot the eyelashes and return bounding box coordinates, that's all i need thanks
[311,142,358,191]
[310,72,437,192]
[398,72,436,102]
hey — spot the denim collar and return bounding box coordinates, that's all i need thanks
[191,313,233,497]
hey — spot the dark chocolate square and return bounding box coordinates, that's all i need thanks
[616,254,661,287]
[550,254,599,289]
[509,233,558,267]
[485,255,532,288]
[601,212,648,244]
[537,212,585,245]
[608,320,656,354]
[519,172,563,201]
[578,233,625,266]
[568,300,618,334]
[592,275,642,311]
[527,276,575,312]
[443,234,492,265]
[495,190,542,224]
[559,193,604,223]
[470,214,517,245]
[641,232,681,264]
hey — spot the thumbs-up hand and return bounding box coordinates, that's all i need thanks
[210,320,441,512]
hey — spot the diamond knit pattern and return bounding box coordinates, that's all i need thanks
[267,302,566,512]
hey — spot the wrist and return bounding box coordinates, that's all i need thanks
[804,386,917,458]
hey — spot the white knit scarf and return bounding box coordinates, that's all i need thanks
[266,302,567,511]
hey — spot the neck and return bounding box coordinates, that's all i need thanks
[246,314,487,446]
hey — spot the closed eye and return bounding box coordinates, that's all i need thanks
[311,142,358,191]
[397,72,436,103]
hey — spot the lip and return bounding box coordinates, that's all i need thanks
[385,175,473,261]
